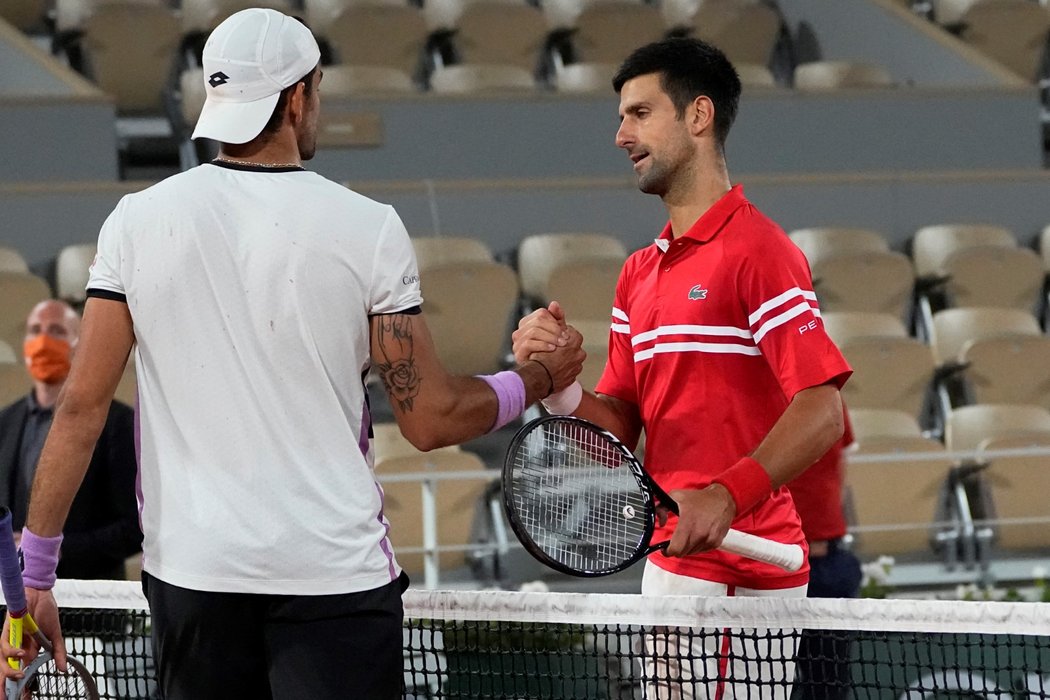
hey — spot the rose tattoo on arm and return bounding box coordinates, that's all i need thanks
[376,314,422,412]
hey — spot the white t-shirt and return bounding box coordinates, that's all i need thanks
[87,162,422,595]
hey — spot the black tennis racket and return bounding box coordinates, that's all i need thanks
[0,508,100,700]
[503,415,805,577]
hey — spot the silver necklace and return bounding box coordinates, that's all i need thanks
[212,157,303,169]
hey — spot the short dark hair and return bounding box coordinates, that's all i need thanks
[612,37,741,147]
[261,65,318,136]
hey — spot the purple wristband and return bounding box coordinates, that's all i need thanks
[478,371,526,433]
[20,528,62,590]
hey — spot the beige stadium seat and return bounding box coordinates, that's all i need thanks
[849,407,927,442]
[688,0,782,67]
[113,352,137,407]
[373,426,495,574]
[912,224,1043,313]
[304,0,407,37]
[180,0,297,35]
[929,307,1041,366]
[417,260,519,375]
[794,61,894,90]
[452,2,549,73]
[957,0,1050,82]
[1041,224,1050,270]
[844,429,952,558]
[0,0,48,31]
[412,237,494,268]
[932,0,977,25]
[931,307,1050,410]
[553,62,617,93]
[945,403,1050,551]
[809,251,914,319]
[56,244,97,305]
[788,227,891,259]
[517,233,627,318]
[429,64,537,93]
[734,63,776,88]
[571,2,667,64]
[81,4,182,114]
[575,318,611,392]
[0,272,52,352]
[321,65,417,95]
[821,311,909,347]
[54,0,164,34]
[0,246,29,274]
[179,68,207,130]
[835,333,935,419]
[324,4,429,75]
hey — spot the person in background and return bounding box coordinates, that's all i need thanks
[0,299,140,580]
[787,409,862,700]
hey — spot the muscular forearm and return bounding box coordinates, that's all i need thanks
[568,391,643,452]
[750,383,844,489]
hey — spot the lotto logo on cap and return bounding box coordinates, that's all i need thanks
[192,8,321,145]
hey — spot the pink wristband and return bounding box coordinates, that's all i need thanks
[478,371,526,433]
[20,528,63,590]
[712,457,773,516]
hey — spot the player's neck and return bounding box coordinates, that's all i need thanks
[218,131,302,168]
[663,167,732,239]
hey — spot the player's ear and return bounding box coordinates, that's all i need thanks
[690,95,714,137]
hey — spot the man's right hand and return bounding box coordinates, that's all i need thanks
[512,301,571,365]
[0,588,68,680]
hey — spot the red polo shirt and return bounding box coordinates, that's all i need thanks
[595,185,851,589]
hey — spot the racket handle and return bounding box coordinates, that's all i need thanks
[0,509,26,616]
[720,529,805,572]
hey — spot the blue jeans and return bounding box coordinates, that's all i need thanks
[794,542,863,700]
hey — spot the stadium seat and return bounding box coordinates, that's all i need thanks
[373,423,495,575]
[54,0,163,34]
[733,63,777,88]
[0,341,16,365]
[428,64,537,93]
[411,236,494,267]
[113,351,137,407]
[450,1,549,74]
[321,65,417,95]
[794,61,894,90]
[517,233,627,320]
[414,258,519,375]
[811,251,914,319]
[945,403,1050,552]
[180,0,297,36]
[788,227,892,258]
[553,62,618,93]
[687,0,783,67]
[930,307,1050,411]
[955,0,1050,82]
[832,327,936,421]
[56,244,96,305]
[0,272,51,352]
[911,224,1044,338]
[844,418,953,559]
[0,364,29,408]
[80,3,182,114]
[574,318,611,392]
[569,2,667,64]
[0,0,48,32]
[0,246,29,274]
[821,311,910,346]
[304,0,410,37]
[324,4,429,76]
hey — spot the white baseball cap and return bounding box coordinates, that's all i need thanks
[192,8,321,144]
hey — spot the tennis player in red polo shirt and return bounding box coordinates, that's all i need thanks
[513,38,852,698]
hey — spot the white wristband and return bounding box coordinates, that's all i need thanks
[540,380,583,415]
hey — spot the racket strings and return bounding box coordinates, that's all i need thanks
[510,420,651,573]
[19,658,94,699]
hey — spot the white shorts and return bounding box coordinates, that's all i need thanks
[639,560,808,700]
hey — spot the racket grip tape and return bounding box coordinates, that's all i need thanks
[721,529,805,572]
[0,508,27,616]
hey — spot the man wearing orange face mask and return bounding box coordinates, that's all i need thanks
[0,300,141,580]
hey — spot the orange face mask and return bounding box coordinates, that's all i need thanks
[23,335,72,384]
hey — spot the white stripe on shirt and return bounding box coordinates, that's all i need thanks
[612,307,629,322]
[631,324,753,346]
[747,287,818,327]
[634,342,762,362]
[752,301,820,344]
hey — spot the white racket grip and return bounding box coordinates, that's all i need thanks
[719,529,805,572]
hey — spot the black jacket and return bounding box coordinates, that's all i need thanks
[0,396,142,580]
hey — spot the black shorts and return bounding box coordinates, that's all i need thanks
[142,571,408,700]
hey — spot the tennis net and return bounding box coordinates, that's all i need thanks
[18,580,1050,698]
